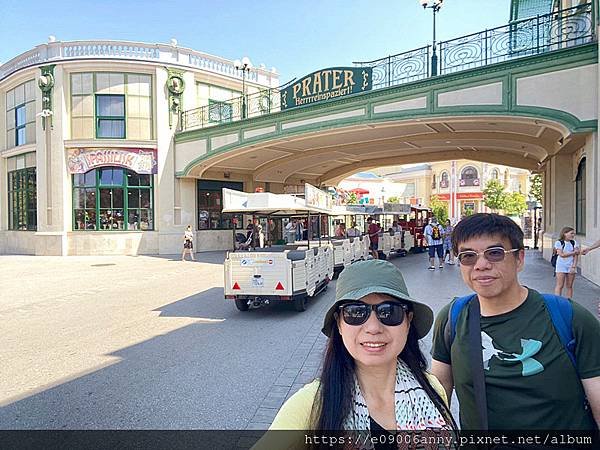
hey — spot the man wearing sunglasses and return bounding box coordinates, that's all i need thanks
[430,213,600,431]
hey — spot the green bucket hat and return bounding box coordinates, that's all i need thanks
[322,259,434,339]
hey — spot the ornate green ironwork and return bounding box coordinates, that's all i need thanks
[166,68,185,128]
[38,65,55,130]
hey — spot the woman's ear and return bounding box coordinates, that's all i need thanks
[407,311,414,325]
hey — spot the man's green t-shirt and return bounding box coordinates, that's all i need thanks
[431,288,600,430]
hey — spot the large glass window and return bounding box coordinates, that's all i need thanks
[197,180,244,230]
[460,166,480,186]
[96,95,125,138]
[7,153,37,230]
[6,80,36,148]
[73,167,153,231]
[71,73,152,140]
[575,158,586,235]
[440,171,449,188]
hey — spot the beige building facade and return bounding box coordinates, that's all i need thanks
[0,39,279,255]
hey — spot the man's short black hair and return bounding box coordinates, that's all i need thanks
[452,213,524,255]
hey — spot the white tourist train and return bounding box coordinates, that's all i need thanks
[222,187,337,312]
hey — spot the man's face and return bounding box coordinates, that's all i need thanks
[457,234,524,300]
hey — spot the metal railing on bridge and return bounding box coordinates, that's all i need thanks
[355,2,595,85]
[180,2,595,131]
[182,87,281,131]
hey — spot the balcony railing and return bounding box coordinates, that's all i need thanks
[177,2,594,131]
[181,88,281,130]
[354,2,594,86]
[353,46,431,89]
[439,2,594,75]
[0,39,279,87]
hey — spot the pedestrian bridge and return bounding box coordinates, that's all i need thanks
[174,3,597,186]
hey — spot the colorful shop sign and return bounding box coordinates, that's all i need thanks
[304,183,334,211]
[280,67,372,111]
[67,148,158,174]
[456,192,483,200]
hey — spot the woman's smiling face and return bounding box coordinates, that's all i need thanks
[337,293,412,369]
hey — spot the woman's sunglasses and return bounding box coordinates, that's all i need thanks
[338,301,408,327]
[456,247,519,266]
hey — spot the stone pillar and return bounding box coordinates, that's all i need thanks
[580,132,600,284]
[35,65,68,255]
[542,151,574,259]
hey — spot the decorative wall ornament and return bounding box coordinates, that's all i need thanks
[38,65,55,130]
[166,68,185,128]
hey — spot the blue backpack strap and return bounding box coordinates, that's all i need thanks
[542,293,577,374]
[444,294,477,349]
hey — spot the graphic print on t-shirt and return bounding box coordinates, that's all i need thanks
[481,331,544,376]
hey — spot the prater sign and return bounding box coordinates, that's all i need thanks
[280,67,372,110]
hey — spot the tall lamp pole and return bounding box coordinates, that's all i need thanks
[234,57,252,119]
[420,0,444,76]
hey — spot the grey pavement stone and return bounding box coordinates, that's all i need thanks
[273,377,295,387]
[266,385,290,396]
[260,396,286,409]
[251,407,280,423]
[245,422,272,430]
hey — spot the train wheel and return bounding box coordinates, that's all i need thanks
[235,298,250,311]
[294,295,307,312]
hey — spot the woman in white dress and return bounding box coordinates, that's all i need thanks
[554,226,579,298]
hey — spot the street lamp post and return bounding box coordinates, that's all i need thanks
[234,57,252,119]
[420,0,444,76]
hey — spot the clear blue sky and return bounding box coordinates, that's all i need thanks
[1,0,511,83]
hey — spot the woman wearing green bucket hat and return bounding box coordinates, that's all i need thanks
[254,260,457,448]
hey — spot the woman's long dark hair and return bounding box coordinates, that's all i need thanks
[310,307,458,433]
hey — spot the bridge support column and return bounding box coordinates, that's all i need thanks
[543,152,575,259]
[580,132,600,285]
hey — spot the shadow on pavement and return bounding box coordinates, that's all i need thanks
[143,251,226,266]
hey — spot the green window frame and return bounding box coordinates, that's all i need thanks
[73,167,154,231]
[15,104,27,146]
[95,94,126,139]
[8,166,37,231]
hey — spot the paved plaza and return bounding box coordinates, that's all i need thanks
[0,250,598,430]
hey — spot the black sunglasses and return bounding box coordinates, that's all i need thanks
[338,301,409,327]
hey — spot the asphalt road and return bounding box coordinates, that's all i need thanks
[0,250,598,430]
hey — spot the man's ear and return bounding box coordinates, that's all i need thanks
[516,248,526,272]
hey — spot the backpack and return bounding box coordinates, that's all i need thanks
[443,293,577,372]
[551,239,575,268]
[431,224,441,241]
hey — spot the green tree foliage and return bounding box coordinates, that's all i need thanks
[429,195,448,224]
[529,174,542,205]
[504,192,528,216]
[347,192,358,204]
[483,179,506,212]
[387,196,400,203]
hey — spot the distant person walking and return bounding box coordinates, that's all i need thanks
[424,217,444,270]
[367,217,380,259]
[442,219,455,265]
[554,226,579,298]
[182,225,195,261]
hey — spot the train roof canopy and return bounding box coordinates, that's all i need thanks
[221,188,331,215]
